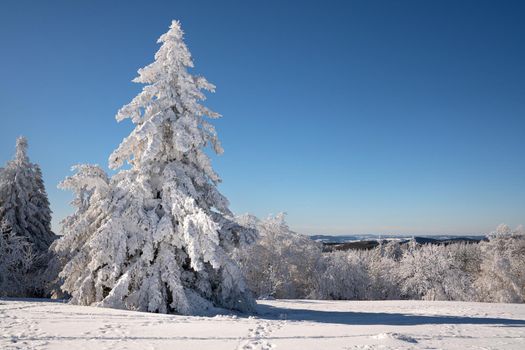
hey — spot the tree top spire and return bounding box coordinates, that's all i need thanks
[161,20,184,41]
[15,136,29,164]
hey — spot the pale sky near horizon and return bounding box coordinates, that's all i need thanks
[1,0,524,235]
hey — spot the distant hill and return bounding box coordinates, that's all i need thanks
[309,234,488,252]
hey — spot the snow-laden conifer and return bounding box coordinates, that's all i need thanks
[0,137,56,296]
[54,21,255,314]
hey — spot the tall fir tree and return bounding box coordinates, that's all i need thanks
[0,137,56,296]
[54,21,255,314]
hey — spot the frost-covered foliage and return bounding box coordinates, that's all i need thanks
[397,242,480,301]
[311,241,401,301]
[0,137,56,297]
[475,225,525,303]
[237,214,322,299]
[363,243,402,300]
[311,250,369,300]
[0,230,39,296]
[242,223,524,303]
[53,21,255,314]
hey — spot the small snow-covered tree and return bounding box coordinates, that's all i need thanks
[310,241,402,301]
[365,242,402,300]
[475,224,525,303]
[397,243,456,300]
[311,250,369,300]
[397,241,482,301]
[0,137,56,296]
[54,21,254,314]
[237,213,322,299]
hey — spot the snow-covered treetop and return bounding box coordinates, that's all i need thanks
[15,136,29,165]
[488,223,525,239]
[0,137,55,251]
[109,20,222,185]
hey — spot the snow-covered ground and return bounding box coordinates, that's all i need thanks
[1,298,524,349]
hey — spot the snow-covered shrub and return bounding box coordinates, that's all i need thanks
[475,225,525,303]
[0,231,38,296]
[0,137,57,297]
[397,241,480,301]
[308,239,483,302]
[237,214,322,299]
[444,242,482,301]
[365,242,402,300]
[237,220,524,303]
[310,241,401,301]
[311,250,370,300]
[53,21,255,314]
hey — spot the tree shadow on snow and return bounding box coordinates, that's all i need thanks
[253,303,525,327]
[0,297,67,303]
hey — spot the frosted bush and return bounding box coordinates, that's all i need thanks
[237,214,322,299]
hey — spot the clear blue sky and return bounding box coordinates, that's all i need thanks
[1,0,524,235]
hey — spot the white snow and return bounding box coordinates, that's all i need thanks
[1,298,524,349]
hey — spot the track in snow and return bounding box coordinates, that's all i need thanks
[1,299,524,350]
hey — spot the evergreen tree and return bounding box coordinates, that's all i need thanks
[0,137,56,296]
[54,21,255,314]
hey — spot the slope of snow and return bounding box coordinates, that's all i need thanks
[1,298,524,349]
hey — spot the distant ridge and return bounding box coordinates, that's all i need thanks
[309,234,487,244]
[309,234,488,252]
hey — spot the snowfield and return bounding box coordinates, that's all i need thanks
[1,299,524,349]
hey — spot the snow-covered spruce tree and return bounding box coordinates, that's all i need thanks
[53,21,255,314]
[0,137,56,297]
